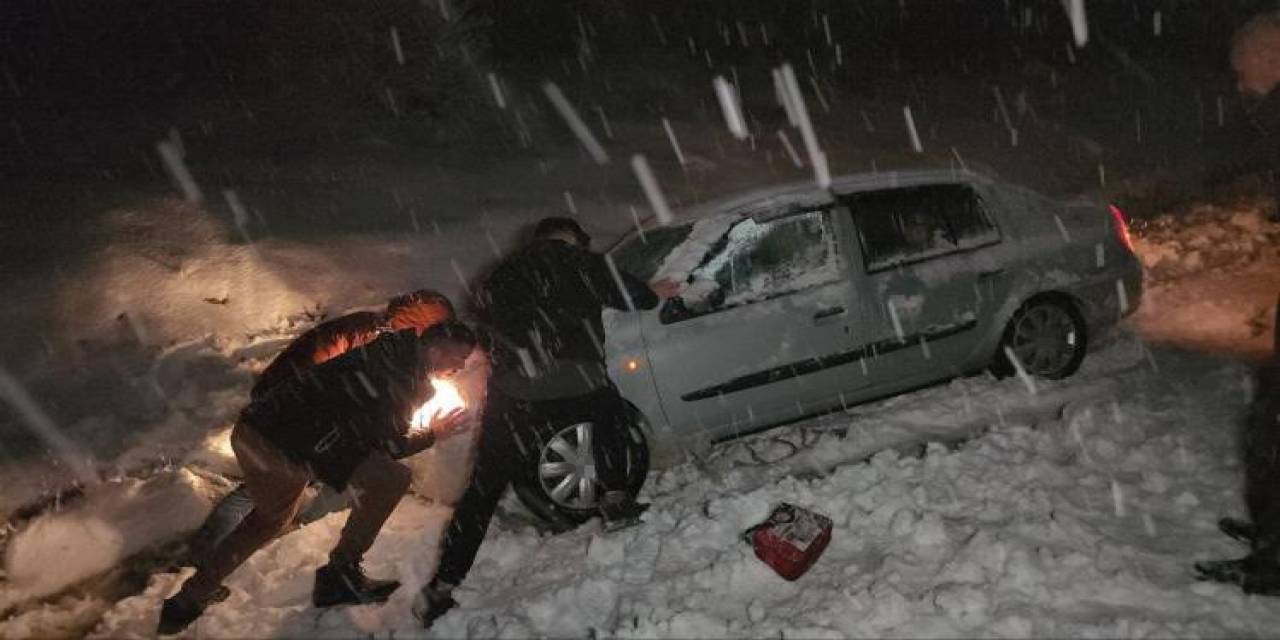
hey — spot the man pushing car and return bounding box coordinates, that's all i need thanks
[158,320,478,634]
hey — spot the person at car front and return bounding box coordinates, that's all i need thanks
[157,322,477,635]
[1195,295,1280,595]
[1229,8,1280,222]
[183,290,456,569]
[416,217,679,628]
[1190,11,1280,595]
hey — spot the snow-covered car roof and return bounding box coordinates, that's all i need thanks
[659,168,997,229]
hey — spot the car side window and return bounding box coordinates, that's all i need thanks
[841,184,998,271]
[667,210,838,320]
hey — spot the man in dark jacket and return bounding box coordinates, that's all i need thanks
[158,321,477,635]
[1196,296,1280,595]
[252,289,456,400]
[184,290,456,564]
[416,217,678,627]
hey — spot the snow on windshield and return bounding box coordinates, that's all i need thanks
[683,211,840,312]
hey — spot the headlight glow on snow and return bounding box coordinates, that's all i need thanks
[410,378,466,432]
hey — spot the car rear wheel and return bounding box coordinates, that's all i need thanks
[513,413,650,526]
[992,297,1087,380]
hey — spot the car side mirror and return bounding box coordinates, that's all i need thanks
[660,296,692,324]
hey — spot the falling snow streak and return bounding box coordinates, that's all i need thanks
[631,154,674,226]
[1110,479,1127,517]
[390,27,404,65]
[713,76,748,140]
[156,140,202,204]
[223,190,255,246]
[603,254,636,312]
[0,366,100,487]
[992,86,1017,139]
[662,118,687,167]
[903,106,923,153]
[487,73,506,109]
[776,63,830,188]
[1066,0,1089,47]
[1115,279,1129,315]
[777,130,804,168]
[1003,346,1039,395]
[542,82,609,164]
[773,68,800,127]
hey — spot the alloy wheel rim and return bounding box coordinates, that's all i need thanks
[538,421,601,509]
[1010,304,1078,376]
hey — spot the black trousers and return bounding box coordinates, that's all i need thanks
[433,382,633,586]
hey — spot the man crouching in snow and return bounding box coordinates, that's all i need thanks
[157,321,477,635]
[184,289,456,563]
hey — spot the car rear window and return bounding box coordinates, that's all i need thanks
[840,184,998,270]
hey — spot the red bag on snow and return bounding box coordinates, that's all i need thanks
[742,503,833,581]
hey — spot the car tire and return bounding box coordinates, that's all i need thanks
[991,296,1088,380]
[512,410,650,526]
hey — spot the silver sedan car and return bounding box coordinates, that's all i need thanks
[519,169,1142,523]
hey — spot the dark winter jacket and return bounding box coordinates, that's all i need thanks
[476,238,658,398]
[251,293,454,400]
[251,311,388,400]
[239,329,438,490]
[1245,88,1280,139]
[1243,296,1280,547]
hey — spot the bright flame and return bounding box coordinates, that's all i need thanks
[208,427,234,458]
[625,359,640,372]
[411,378,465,431]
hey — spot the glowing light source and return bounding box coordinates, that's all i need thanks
[411,379,466,431]
[625,359,641,372]
[209,427,234,458]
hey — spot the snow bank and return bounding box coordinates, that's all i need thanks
[1131,201,1278,282]
[0,470,214,610]
[1129,200,1279,362]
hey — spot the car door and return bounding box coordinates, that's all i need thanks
[638,207,868,442]
[837,183,1005,383]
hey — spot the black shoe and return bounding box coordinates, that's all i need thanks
[1195,557,1251,585]
[1219,517,1259,547]
[600,497,650,532]
[157,585,229,636]
[417,590,458,629]
[312,562,400,608]
[1194,555,1280,596]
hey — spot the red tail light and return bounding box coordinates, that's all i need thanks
[1109,204,1136,254]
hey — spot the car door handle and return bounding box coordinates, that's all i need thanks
[812,306,846,320]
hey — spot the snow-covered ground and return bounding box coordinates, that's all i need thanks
[55,339,1279,639]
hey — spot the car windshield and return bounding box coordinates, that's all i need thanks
[609,224,696,282]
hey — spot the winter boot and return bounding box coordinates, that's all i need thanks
[1219,517,1260,547]
[1194,552,1280,596]
[312,561,400,607]
[599,491,650,532]
[156,586,230,635]
[416,579,458,629]
[1194,557,1252,585]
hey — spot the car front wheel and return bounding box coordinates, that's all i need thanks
[513,412,650,526]
[993,296,1087,380]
